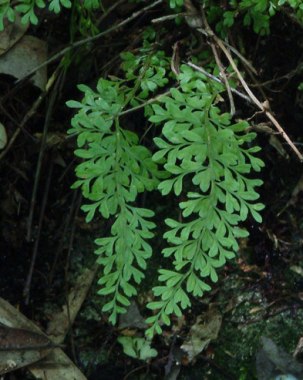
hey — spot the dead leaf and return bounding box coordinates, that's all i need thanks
[34,132,66,147]
[224,296,238,313]
[0,325,54,375]
[249,306,264,314]
[171,42,180,76]
[252,123,275,134]
[0,295,88,379]
[118,300,147,330]
[184,0,203,29]
[46,266,98,344]
[181,306,222,362]
[0,35,47,91]
[0,15,28,56]
[269,134,289,159]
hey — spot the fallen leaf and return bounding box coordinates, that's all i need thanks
[269,134,289,159]
[0,15,28,56]
[118,300,147,330]
[171,41,180,76]
[0,325,54,375]
[0,35,47,91]
[249,306,264,314]
[181,306,222,362]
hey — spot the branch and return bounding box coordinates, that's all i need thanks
[16,0,164,83]
[186,61,251,103]
[210,42,235,115]
[200,9,303,162]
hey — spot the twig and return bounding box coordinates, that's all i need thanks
[23,155,54,304]
[200,9,303,162]
[210,42,235,115]
[16,0,163,83]
[26,70,62,242]
[57,195,83,357]
[119,89,171,116]
[0,103,37,142]
[97,0,126,25]
[225,33,267,101]
[123,364,148,380]
[61,192,82,363]
[152,12,185,23]
[249,63,303,88]
[48,191,78,285]
[186,62,251,103]
[218,38,303,161]
[0,70,57,162]
[222,40,258,76]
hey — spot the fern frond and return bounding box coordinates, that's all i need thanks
[146,65,264,336]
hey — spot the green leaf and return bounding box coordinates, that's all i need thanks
[118,337,137,359]
[147,301,165,310]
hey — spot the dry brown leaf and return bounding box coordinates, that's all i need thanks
[0,35,47,91]
[181,306,222,362]
[0,298,87,379]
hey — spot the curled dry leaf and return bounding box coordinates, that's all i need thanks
[171,42,180,76]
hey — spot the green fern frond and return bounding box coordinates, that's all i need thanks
[67,77,163,323]
[145,65,264,337]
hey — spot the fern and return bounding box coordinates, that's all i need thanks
[67,78,163,324]
[83,0,101,9]
[120,29,170,101]
[61,0,269,336]
[0,0,296,346]
[169,0,184,9]
[0,0,100,29]
[0,2,14,30]
[67,58,264,335]
[145,65,264,336]
[14,0,45,26]
[1,0,301,33]
[48,0,71,14]
[169,0,302,35]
